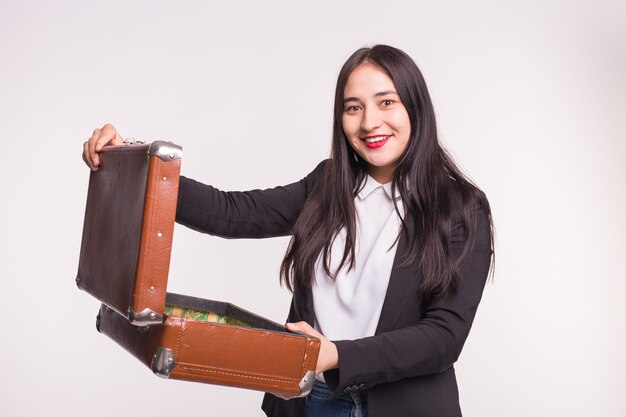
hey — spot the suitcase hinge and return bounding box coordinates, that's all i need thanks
[128,307,164,326]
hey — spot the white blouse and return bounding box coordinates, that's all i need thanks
[312,175,403,342]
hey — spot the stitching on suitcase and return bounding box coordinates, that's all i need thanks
[307,341,313,370]
[174,319,185,358]
[178,366,295,384]
[305,339,316,372]
[299,340,309,377]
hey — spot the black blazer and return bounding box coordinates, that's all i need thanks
[175,161,492,417]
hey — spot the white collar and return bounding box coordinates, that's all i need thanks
[357,175,401,201]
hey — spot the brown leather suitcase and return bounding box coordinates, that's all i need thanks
[77,141,319,398]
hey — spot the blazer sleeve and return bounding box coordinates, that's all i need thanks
[323,201,493,394]
[175,160,326,238]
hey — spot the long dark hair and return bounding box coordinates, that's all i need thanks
[280,45,494,300]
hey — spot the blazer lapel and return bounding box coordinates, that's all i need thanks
[375,226,422,334]
[290,283,315,325]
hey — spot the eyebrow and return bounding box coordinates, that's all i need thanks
[343,90,399,103]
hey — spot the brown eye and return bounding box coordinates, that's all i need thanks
[344,105,362,113]
[381,99,394,107]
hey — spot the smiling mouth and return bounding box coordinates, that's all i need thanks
[361,135,391,149]
[362,135,390,143]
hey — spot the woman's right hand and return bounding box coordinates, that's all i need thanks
[82,124,124,171]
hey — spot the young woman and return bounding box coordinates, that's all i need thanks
[83,44,494,417]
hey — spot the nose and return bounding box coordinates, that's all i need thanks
[360,106,382,132]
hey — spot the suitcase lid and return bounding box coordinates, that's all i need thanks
[77,141,182,326]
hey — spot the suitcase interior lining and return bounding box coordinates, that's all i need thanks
[165,304,250,327]
[165,292,288,333]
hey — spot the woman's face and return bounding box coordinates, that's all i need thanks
[342,63,411,184]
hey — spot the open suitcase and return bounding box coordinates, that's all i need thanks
[76,141,320,398]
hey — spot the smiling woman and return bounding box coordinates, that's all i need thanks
[342,63,412,183]
[82,44,494,417]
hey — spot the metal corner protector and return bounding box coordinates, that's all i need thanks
[296,370,316,397]
[151,347,176,378]
[148,141,183,162]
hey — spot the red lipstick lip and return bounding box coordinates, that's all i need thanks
[361,134,391,140]
[362,135,391,149]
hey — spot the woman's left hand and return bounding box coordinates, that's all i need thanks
[286,321,338,375]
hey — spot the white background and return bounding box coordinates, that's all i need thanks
[1,1,624,416]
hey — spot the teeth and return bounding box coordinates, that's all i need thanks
[364,136,389,143]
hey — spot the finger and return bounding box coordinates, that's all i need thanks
[85,130,101,170]
[88,128,101,167]
[91,124,122,167]
[94,125,115,152]
[286,321,312,330]
[96,124,123,151]
[286,321,319,337]
[113,129,124,146]
[83,140,97,171]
